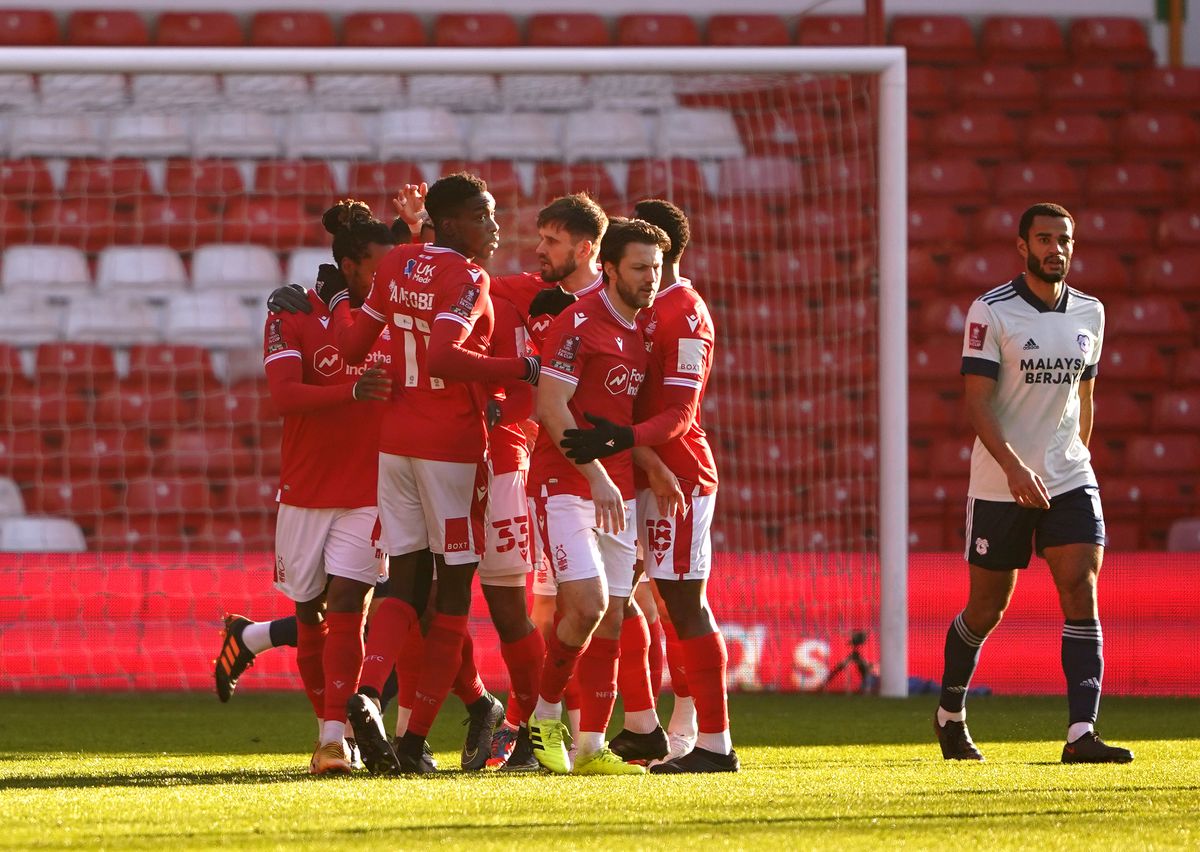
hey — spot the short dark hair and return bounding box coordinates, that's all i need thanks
[633,198,690,264]
[536,193,608,243]
[1018,202,1075,242]
[599,218,671,269]
[321,199,396,265]
[425,171,489,227]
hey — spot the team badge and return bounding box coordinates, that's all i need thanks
[265,318,285,354]
[1077,333,1091,355]
[450,284,480,319]
[556,335,581,362]
[975,537,989,555]
[968,323,988,351]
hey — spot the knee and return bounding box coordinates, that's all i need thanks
[963,601,1005,636]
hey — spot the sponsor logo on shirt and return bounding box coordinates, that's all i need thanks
[1019,356,1085,385]
[573,313,588,328]
[405,258,436,285]
[555,335,581,362]
[265,318,285,354]
[444,516,470,553]
[686,314,702,332]
[394,286,434,311]
[314,344,341,377]
[450,284,480,320]
[968,322,988,351]
[677,338,706,375]
[605,364,646,397]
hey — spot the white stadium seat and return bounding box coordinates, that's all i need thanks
[223,74,311,111]
[8,114,105,157]
[284,111,375,159]
[0,293,62,345]
[64,295,160,345]
[0,477,26,518]
[0,74,36,109]
[38,73,127,109]
[500,74,591,111]
[285,248,334,287]
[191,244,282,297]
[563,110,652,161]
[311,74,404,110]
[164,292,257,347]
[378,108,467,160]
[407,74,499,112]
[0,516,87,553]
[193,111,280,158]
[130,74,223,109]
[95,246,189,300]
[2,246,93,299]
[655,108,745,158]
[468,112,561,160]
[589,73,676,110]
[107,113,192,157]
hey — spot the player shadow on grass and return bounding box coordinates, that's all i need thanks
[0,768,311,789]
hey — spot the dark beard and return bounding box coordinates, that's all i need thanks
[540,256,577,284]
[1027,253,1066,285]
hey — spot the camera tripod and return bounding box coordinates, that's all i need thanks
[821,630,878,694]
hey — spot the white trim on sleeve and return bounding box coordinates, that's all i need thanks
[264,350,302,366]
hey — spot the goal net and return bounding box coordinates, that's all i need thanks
[0,47,907,696]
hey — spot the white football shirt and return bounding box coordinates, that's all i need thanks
[960,273,1105,501]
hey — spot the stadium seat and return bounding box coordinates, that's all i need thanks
[285,248,333,288]
[164,159,244,202]
[132,195,216,252]
[1103,339,1170,385]
[906,66,948,114]
[1173,349,1200,387]
[126,344,215,392]
[1133,249,1200,294]
[122,477,214,524]
[0,157,53,201]
[625,159,709,206]
[0,9,58,45]
[63,158,150,198]
[156,12,243,46]
[38,73,126,109]
[796,15,865,46]
[929,110,1019,160]
[0,198,35,245]
[889,16,976,64]
[1068,18,1154,67]
[1167,518,1200,551]
[347,160,425,202]
[2,245,92,299]
[0,477,24,517]
[0,293,61,345]
[1134,67,1200,111]
[341,12,425,47]
[655,109,744,159]
[253,160,338,209]
[220,197,321,251]
[588,73,675,110]
[160,428,258,477]
[191,244,283,297]
[616,14,700,46]
[532,162,619,209]
[1153,390,1200,432]
[407,74,499,112]
[93,386,195,431]
[36,342,117,393]
[95,246,188,301]
[707,14,788,46]
[8,114,104,157]
[0,517,86,552]
[1066,247,1130,291]
[128,74,219,112]
[66,10,148,46]
[990,162,1081,209]
[29,478,120,519]
[1157,209,1200,248]
[200,378,277,427]
[1084,162,1176,210]
[909,387,961,434]
[908,252,947,303]
[249,12,335,47]
[950,65,1041,113]
[1025,115,1113,162]
[709,157,801,203]
[310,76,404,111]
[434,13,519,46]
[63,295,159,345]
[223,74,311,112]
[907,201,968,248]
[909,338,963,388]
[683,246,759,291]
[192,111,280,158]
[163,293,257,348]
[1125,435,1200,474]
[908,158,990,207]
[527,13,610,46]
[1074,208,1153,251]
[948,247,1021,293]
[107,114,191,158]
[1044,66,1132,113]
[381,108,469,160]
[499,74,590,111]
[930,438,975,477]
[467,112,559,161]
[1116,112,1200,163]
[0,74,36,110]
[979,16,1065,64]
[1093,392,1150,437]
[563,110,652,161]
[1106,296,1192,345]
[32,198,118,252]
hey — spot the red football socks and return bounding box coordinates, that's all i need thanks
[501,627,545,725]
[406,613,469,737]
[322,610,364,724]
[451,630,486,706]
[682,630,730,734]
[295,619,328,719]
[647,616,665,699]
[662,620,691,698]
[358,597,418,695]
[539,625,586,704]
[617,613,654,713]
[577,636,621,735]
[395,621,423,709]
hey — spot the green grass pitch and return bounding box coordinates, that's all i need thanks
[0,692,1196,850]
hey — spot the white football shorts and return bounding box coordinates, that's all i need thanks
[479,468,533,587]
[377,453,481,566]
[274,504,384,602]
[637,488,716,582]
[535,494,637,598]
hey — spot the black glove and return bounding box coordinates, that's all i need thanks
[560,413,634,464]
[529,285,577,318]
[266,283,311,314]
[520,355,540,386]
[486,399,503,429]
[315,264,349,310]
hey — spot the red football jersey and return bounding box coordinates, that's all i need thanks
[263,290,388,508]
[530,288,648,500]
[633,278,718,494]
[489,293,534,475]
[493,270,605,351]
[343,243,495,463]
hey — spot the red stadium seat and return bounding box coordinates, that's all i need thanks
[36,342,117,393]
[736,110,852,157]
[991,162,1081,208]
[908,201,968,248]
[908,159,990,208]
[253,160,337,210]
[950,64,1041,112]
[67,10,149,46]
[63,428,152,478]
[1116,112,1200,163]
[929,110,1019,160]
[1157,209,1200,248]
[1025,115,1114,162]
[533,163,620,209]
[907,66,949,114]
[437,160,523,203]
[909,338,964,389]
[527,13,609,46]
[908,251,946,301]
[715,157,803,201]
[1174,349,1200,386]
[156,12,243,47]
[0,431,47,479]
[7,385,90,430]
[1133,249,1200,294]
[1125,435,1200,474]
[250,12,334,47]
[707,14,788,46]
[685,247,760,292]
[126,345,215,392]
[907,115,929,158]
[32,198,118,252]
[220,197,322,250]
[1153,390,1200,432]
[0,158,55,201]
[199,379,277,428]
[1066,247,1130,291]
[63,158,153,198]
[164,159,244,201]
[1068,18,1154,67]
[1074,208,1153,251]
[0,10,58,45]
[27,480,119,526]
[1167,518,1200,551]
[346,161,425,201]
[93,386,197,431]
[889,16,976,64]
[1134,67,1200,111]
[1103,339,1170,384]
[796,16,865,46]
[434,13,519,47]
[979,16,1065,65]
[1106,297,1193,345]
[1084,162,1176,210]
[160,429,258,478]
[223,476,278,516]
[0,199,34,245]
[909,387,961,433]
[948,247,1021,292]
[92,515,189,551]
[198,516,276,551]
[1044,66,1132,113]
[908,520,948,551]
[626,159,708,207]
[616,14,700,46]
[122,476,214,521]
[131,195,216,251]
[1093,391,1150,433]
[0,344,25,391]
[930,438,975,477]
[341,12,425,47]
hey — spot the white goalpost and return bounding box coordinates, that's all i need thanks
[0,46,908,697]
